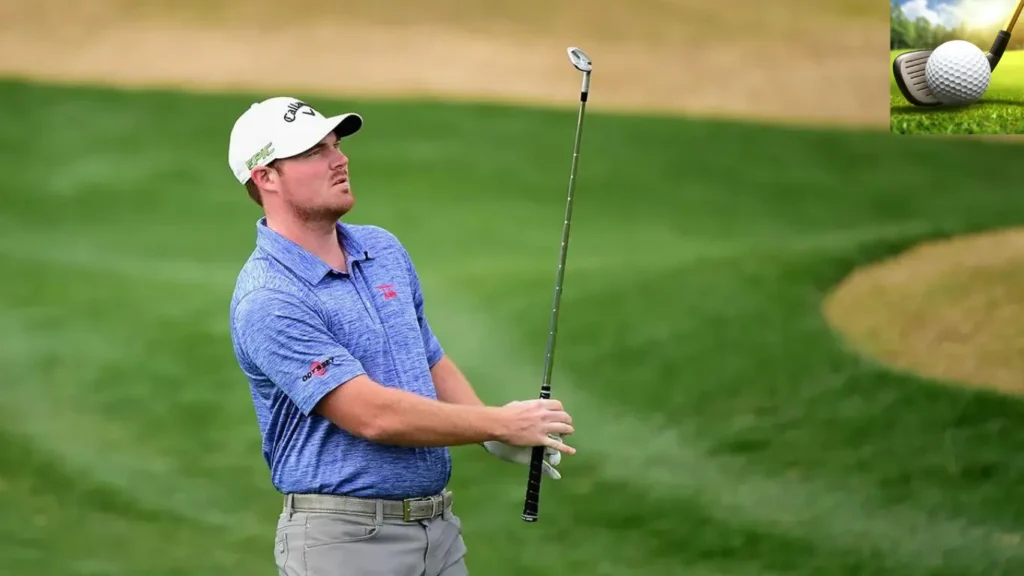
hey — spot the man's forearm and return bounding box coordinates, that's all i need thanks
[369,384,503,447]
[314,374,505,447]
[431,354,485,406]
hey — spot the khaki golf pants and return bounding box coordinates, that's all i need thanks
[274,492,469,576]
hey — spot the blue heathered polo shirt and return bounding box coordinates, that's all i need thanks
[229,217,450,499]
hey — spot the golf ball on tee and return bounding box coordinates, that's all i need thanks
[925,40,991,105]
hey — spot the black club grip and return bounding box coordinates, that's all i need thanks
[522,445,547,521]
[522,386,552,522]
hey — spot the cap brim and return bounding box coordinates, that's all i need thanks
[274,113,364,159]
[329,113,363,139]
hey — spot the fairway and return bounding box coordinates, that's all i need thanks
[891,48,1024,134]
[7,0,1024,574]
[4,79,1024,575]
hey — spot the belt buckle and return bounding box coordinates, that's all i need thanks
[403,494,445,521]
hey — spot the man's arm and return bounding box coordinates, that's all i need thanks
[233,288,512,447]
[314,374,500,446]
[431,354,485,406]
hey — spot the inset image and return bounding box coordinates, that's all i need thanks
[891,0,1024,134]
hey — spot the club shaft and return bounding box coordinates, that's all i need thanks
[522,73,590,523]
[1009,0,1024,32]
[542,94,587,388]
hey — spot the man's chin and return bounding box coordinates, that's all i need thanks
[332,200,355,220]
[292,200,353,223]
[328,185,355,210]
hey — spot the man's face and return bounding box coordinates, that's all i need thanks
[258,132,353,221]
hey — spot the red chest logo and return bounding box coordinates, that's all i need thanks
[376,284,398,300]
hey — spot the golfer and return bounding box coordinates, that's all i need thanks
[226,96,575,575]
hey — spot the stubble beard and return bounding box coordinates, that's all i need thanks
[290,192,353,224]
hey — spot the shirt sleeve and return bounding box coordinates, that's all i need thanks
[401,247,445,367]
[232,288,368,416]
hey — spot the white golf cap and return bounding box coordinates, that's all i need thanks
[228,96,363,184]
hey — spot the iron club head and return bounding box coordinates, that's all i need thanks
[893,50,940,107]
[567,47,592,72]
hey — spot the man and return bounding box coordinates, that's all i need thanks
[226,96,575,576]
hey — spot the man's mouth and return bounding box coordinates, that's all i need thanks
[331,173,349,186]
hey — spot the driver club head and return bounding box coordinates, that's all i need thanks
[567,47,592,72]
[893,50,940,107]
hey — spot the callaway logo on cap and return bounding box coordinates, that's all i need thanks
[228,96,363,184]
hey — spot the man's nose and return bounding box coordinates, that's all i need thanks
[331,148,348,166]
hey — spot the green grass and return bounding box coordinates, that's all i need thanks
[4,78,1024,575]
[891,48,1024,134]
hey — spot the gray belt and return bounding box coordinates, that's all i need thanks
[286,490,453,522]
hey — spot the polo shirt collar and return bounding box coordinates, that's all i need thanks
[255,217,371,285]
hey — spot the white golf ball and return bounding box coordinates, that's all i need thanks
[925,40,991,105]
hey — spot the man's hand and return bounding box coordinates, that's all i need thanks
[494,399,575,454]
[482,434,565,479]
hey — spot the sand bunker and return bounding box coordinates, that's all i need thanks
[824,228,1024,396]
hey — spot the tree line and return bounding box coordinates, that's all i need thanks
[891,1,1024,50]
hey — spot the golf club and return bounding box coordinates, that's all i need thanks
[893,0,1024,106]
[521,46,592,524]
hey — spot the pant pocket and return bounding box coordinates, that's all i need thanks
[303,513,383,550]
[274,531,295,576]
[302,514,389,576]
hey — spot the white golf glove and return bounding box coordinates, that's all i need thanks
[482,435,564,479]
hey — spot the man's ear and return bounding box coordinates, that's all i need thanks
[251,165,280,190]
